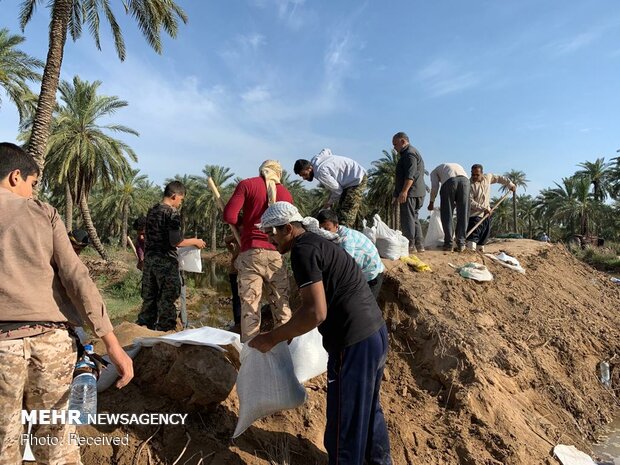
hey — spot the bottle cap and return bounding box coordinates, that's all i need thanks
[84,344,94,353]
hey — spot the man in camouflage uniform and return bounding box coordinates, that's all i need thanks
[0,142,133,464]
[136,181,206,331]
[294,149,367,228]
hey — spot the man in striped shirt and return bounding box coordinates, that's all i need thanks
[317,210,385,299]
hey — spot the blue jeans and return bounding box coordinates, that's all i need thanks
[325,325,392,465]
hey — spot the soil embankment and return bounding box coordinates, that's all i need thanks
[82,240,620,464]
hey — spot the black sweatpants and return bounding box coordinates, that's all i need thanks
[325,325,392,465]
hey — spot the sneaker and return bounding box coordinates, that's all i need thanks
[466,241,477,252]
[415,245,425,253]
[408,247,417,255]
[442,244,454,252]
[456,244,466,252]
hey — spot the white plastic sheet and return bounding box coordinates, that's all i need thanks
[288,328,328,383]
[553,445,597,465]
[178,246,202,273]
[454,262,494,282]
[424,209,444,249]
[134,326,242,353]
[233,342,307,438]
[484,252,525,274]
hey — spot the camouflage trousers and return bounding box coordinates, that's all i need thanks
[137,254,181,331]
[235,249,292,342]
[0,329,81,465]
[335,175,368,228]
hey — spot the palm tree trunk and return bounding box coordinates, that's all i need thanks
[64,182,73,231]
[27,0,72,178]
[512,193,517,233]
[121,202,129,249]
[80,194,109,261]
[211,209,217,252]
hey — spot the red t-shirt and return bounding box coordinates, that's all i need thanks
[223,177,294,252]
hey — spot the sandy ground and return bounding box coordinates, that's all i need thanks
[79,240,620,464]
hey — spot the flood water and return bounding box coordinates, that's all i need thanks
[593,417,620,465]
[183,259,235,329]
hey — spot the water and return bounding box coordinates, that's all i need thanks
[68,373,97,425]
[183,259,235,329]
[593,417,620,465]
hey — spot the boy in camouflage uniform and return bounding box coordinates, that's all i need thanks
[136,181,206,331]
[0,142,133,464]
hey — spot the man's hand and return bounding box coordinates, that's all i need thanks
[484,208,492,216]
[193,238,207,249]
[136,260,144,271]
[428,201,435,211]
[398,191,408,204]
[101,333,134,389]
[248,332,276,353]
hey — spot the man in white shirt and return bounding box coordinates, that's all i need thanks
[468,164,515,252]
[427,163,470,252]
[294,149,367,227]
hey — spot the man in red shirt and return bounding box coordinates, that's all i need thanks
[223,160,294,342]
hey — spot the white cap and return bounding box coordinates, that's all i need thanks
[256,201,303,230]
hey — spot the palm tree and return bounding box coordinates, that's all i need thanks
[500,169,529,234]
[17,0,187,178]
[91,169,151,248]
[576,158,610,202]
[608,155,620,200]
[516,195,537,239]
[44,76,138,260]
[367,150,399,229]
[0,28,43,122]
[191,165,235,252]
[281,169,313,215]
[540,176,598,237]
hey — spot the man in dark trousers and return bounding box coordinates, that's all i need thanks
[392,131,427,253]
[137,181,206,331]
[250,202,392,465]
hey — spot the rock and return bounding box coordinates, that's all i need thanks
[134,343,237,407]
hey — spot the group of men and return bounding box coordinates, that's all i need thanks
[0,130,516,465]
[391,132,516,253]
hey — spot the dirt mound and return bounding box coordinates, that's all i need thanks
[82,240,620,464]
[82,257,129,285]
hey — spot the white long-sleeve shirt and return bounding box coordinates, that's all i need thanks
[429,163,468,202]
[469,173,515,217]
[311,149,366,203]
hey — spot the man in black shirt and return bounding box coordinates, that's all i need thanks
[250,202,392,465]
[136,181,206,331]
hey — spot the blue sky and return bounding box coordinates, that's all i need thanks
[1,0,619,198]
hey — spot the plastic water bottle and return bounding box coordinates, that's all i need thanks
[68,344,98,425]
[599,361,611,388]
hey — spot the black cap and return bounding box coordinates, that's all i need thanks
[69,229,90,247]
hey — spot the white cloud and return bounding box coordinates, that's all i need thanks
[418,59,480,97]
[548,32,598,55]
[241,86,271,103]
[250,0,309,30]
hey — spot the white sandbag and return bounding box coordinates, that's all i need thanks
[178,246,202,273]
[424,209,444,249]
[97,344,142,393]
[288,328,328,383]
[398,233,409,257]
[457,262,493,282]
[362,219,376,243]
[484,252,525,274]
[134,326,242,353]
[374,214,405,260]
[233,342,307,438]
[553,445,597,465]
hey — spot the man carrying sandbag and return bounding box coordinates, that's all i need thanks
[250,202,392,465]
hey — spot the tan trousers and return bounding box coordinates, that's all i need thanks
[0,329,81,465]
[236,249,292,342]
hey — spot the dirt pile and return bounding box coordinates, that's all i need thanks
[82,240,620,464]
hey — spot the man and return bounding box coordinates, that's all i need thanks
[428,163,470,252]
[223,160,293,342]
[317,209,385,299]
[392,132,426,253]
[250,202,392,465]
[468,164,515,252]
[0,142,133,464]
[294,149,367,227]
[137,181,206,331]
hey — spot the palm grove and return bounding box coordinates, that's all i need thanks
[1,3,620,262]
